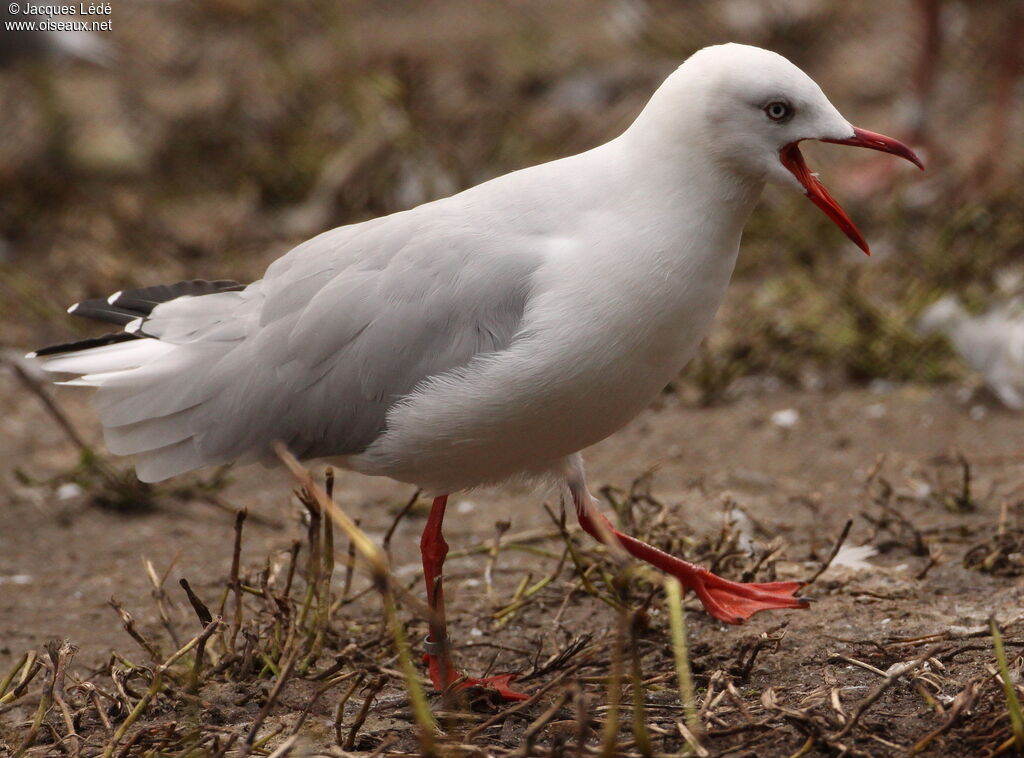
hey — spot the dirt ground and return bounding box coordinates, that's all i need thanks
[1,0,1022,754]
[3,366,1023,756]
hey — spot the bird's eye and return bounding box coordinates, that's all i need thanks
[764,101,792,122]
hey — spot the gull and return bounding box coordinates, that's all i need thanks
[918,295,1024,410]
[31,43,922,700]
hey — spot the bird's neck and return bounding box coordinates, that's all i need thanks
[616,109,765,229]
[576,116,765,372]
[597,119,764,291]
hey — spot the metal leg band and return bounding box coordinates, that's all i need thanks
[422,635,447,656]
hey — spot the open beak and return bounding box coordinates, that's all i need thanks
[779,127,924,255]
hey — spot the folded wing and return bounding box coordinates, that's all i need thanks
[36,205,541,482]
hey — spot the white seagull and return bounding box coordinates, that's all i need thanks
[919,295,1024,410]
[32,43,922,700]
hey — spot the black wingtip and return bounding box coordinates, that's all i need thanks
[32,332,141,358]
[66,279,246,328]
[38,278,249,357]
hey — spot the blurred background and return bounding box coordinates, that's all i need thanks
[3,10,1024,753]
[2,0,1023,405]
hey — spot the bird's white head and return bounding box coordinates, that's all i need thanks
[637,43,924,254]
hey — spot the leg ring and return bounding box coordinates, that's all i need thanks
[423,635,447,656]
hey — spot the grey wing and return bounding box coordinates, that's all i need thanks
[94,207,542,480]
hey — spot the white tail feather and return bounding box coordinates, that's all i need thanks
[103,406,198,456]
[36,337,213,481]
[39,339,175,376]
[134,438,208,483]
[35,283,260,483]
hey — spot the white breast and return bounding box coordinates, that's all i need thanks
[351,151,761,493]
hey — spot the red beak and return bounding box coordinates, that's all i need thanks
[779,127,924,255]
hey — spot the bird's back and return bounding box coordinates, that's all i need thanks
[38,182,550,481]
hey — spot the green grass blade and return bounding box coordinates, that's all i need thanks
[992,617,1024,750]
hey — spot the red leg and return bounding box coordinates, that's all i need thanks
[568,477,809,625]
[420,494,528,701]
[420,494,455,689]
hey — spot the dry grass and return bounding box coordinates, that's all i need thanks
[4,439,1024,756]
[2,2,1024,755]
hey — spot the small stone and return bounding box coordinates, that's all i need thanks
[771,408,799,428]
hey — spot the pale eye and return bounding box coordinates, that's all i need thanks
[764,101,792,122]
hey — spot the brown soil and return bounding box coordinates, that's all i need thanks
[3,370,1023,756]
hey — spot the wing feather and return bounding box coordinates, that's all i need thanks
[47,200,543,480]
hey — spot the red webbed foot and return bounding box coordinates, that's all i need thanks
[571,481,810,626]
[457,672,529,701]
[685,569,809,624]
[424,653,529,702]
